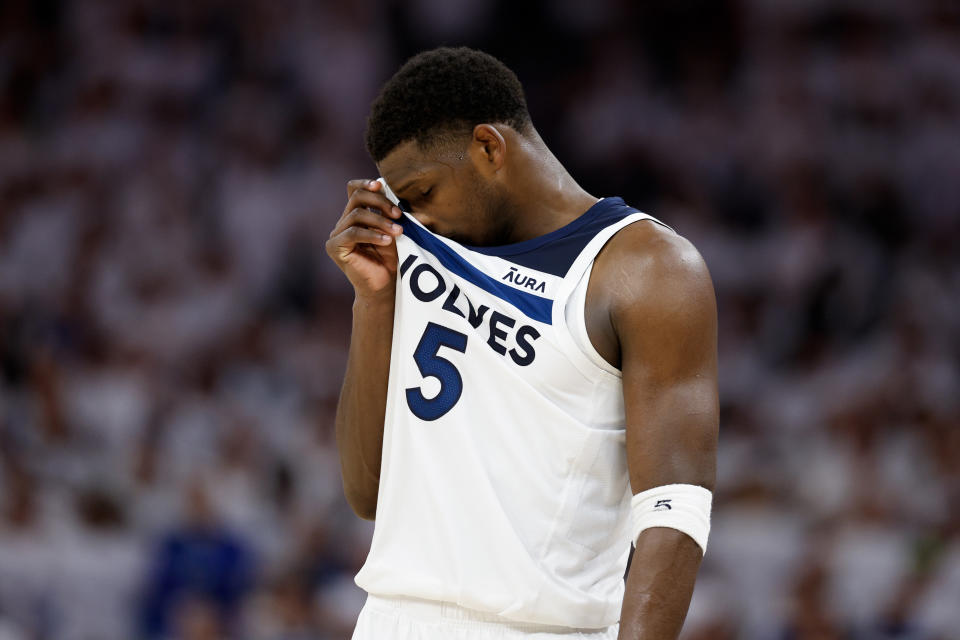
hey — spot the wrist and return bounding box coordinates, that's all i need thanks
[353,289,395,313]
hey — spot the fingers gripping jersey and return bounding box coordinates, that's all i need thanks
[354,185,673,628]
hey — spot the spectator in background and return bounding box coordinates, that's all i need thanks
[138,479,254,640]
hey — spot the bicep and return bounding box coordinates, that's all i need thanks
[611,231,719,494]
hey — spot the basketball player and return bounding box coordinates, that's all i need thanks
[326,47,718,639]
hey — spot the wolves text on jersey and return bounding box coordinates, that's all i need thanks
[399,254,540,366]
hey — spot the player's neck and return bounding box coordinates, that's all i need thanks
[504,132,599,242]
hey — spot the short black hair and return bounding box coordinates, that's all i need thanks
[365,46,532,162]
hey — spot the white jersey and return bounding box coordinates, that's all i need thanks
[354,184,673,628]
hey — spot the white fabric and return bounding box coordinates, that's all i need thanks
[356,179,672,628]
[629,483,712,556]
[352,594,619,639]
[563,261,620,377]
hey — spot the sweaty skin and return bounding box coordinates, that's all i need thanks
[588,221,718,640]
[325,179,404,520]
[326,123,718,639]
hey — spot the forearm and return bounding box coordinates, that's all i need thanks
[335,293,395,519]
[618,528,703,640]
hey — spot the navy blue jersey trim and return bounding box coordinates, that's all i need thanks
[399,216,554,325]
[463,197,637,277]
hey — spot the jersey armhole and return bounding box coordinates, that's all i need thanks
[565,261,622,378]
[551,214,676,382]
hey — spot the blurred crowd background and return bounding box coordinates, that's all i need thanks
[0,0,958,638]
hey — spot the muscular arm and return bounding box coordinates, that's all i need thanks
[335,295,394,520]
[587,222,718,639]
[327,180,404,520]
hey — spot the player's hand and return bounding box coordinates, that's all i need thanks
[326,179,404,300]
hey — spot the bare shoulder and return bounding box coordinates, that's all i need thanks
[592,219,716,324]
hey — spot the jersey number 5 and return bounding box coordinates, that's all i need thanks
[405,322,467,421]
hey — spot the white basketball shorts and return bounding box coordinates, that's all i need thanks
[351,594,620,640]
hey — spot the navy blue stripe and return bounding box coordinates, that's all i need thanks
[462,197,627,256]
[400,217,554,325]
[462,197,636,277]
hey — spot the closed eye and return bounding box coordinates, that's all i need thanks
[401,188,433,210]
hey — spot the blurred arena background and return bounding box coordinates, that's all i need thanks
[0,0,958,639]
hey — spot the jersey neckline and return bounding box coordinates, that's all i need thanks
[461,196,623,257]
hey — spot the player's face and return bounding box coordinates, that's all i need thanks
[378,139,513,247]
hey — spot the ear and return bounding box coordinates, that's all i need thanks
[469,124,506,175]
